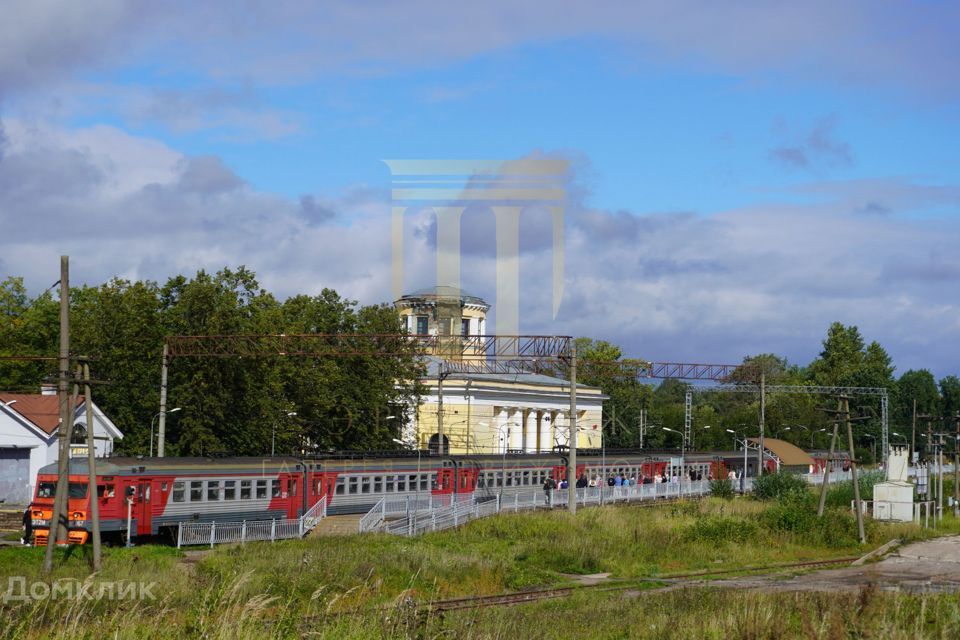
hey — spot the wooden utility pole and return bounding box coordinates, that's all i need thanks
[843,397,866,543]
[44,256,72,573]
[568,341,577,514]
[953,412,959,517]
[817,399,842,517]
[83,361,102,570]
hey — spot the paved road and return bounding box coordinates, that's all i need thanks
[708,536,960,594]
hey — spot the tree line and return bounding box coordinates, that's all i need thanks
[0,267,422,456]
[576,323,960,462]
[3,266,957,461]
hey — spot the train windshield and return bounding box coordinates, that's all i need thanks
[36,482,88,499]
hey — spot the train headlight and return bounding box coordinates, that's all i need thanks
[71,511,86,520]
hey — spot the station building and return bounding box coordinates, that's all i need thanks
[394,286,605,454]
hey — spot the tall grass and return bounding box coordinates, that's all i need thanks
[1,497,959,638]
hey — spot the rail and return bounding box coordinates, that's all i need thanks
[176,495,328,548]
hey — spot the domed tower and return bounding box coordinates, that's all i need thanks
[394,286,490,356]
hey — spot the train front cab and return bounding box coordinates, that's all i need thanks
[30,473,92,545]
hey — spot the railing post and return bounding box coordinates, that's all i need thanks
[514,494,519,512]
[431,511,436,531]
[271,519,276,542]
[177,524,182,549]
[209,522,215,549]
[454,506,459,528]
[241,520,247,544]
[406,495,410,519]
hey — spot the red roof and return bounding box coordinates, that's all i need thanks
[0,393,84,435]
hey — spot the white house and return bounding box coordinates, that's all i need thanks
[0,390,123,505]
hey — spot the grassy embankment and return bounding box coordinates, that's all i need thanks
[1,477,960,638]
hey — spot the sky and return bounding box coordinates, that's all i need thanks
[1,1,959,377]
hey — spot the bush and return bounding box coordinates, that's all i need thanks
[752,471,809,501]
[759,490,865,548]
[710,478,735,500]
[684,516,760,545]
[824,470,885,509]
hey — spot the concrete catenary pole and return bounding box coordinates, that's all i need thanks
[83,361,102,570]
[757,371,766,476]
[568,341,577,514]
[157,343,169,457]
[44,256,72,572]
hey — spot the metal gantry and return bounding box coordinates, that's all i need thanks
[684,384,890,467]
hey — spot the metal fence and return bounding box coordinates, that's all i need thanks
[360,493,477,532]
[379,481,715,537]
[177,495,327,548]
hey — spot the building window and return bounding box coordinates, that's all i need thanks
[416,316,429,335]
[461,318,470,336]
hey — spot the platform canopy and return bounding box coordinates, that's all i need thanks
[747,437,815,467]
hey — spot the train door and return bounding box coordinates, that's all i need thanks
[136,480,152,536]
[435,468,455,494]
[286,474,301,518]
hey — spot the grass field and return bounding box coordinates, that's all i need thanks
[1,489,959,639]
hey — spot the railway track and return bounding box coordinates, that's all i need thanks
[289,554,862,629]
[424,555,862,612]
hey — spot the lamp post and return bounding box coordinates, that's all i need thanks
[663,427,685,491]
[273,411,296,457]
[392,437,421,504]
[726,428,749,491]
[151,407,181,457]
[863,433,877,465]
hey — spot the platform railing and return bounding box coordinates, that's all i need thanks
[177,495,329,548]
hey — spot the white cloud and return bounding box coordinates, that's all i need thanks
[2,124,959,376]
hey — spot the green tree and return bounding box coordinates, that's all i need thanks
[940,375,960,418]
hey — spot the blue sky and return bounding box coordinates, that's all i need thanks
[1,1,959,378]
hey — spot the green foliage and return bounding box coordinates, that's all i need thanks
[683,515,759,544]
[751,471,809,501]
[709,478,735,499]
[0,267,422,456]
[824,470,885,509]
[760,490,866,548]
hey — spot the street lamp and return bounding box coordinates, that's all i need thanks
[151,407,181,457]
[273,411,297,457]
[863,434,877,465]
[392,437,421,502]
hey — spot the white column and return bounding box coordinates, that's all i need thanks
[497,407,509,454]
[525,410,538,453]
[509,408,523,451]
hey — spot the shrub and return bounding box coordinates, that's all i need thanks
[710,478,735,500]
[824,470,885,509]
[752,471,809,501]
[683,516,760,545]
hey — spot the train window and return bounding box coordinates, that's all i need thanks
[240,480,252,500]
[190,481,202,502]
[348,477,359,494]
[386,476,395,492]
[335,478,345,495]
[256,480,268,500]
[161,482,168,492]
[97,484,115,499]
[172,482,185,502]
[477,475,485,488]
[522,471,530,485]
[397,476,406,491]
[207,481,220,501]
[271,480,281,499]
[420,475,429,492]
[224,480,236,500]
[373,477,382,493]
[289,479,297,497]
[361,477,371,494]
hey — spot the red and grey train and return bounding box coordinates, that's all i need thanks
[29,450,731,545]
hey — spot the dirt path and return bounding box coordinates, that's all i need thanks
[701,536,960,595]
